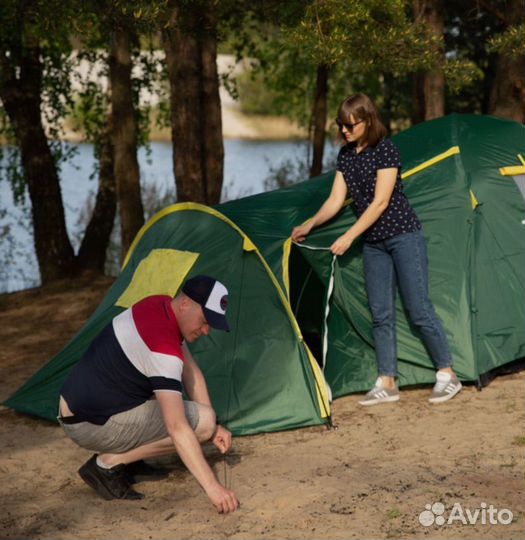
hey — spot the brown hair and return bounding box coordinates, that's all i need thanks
[336,93,387,147]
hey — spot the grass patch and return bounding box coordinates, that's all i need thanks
[386,508,401,519]
[512,435,525,447]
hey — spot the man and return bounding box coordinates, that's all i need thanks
[58,275,240,514]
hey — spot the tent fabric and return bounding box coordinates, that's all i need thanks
[6,204,330,435]
[5,114,525,434]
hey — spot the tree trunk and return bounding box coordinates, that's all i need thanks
[0,45,75,282]
[162,2,224,204]
[488,0,525,122]
[411,72,426,125]
[76,118,117,273]
[413,0,445,120]
[201,8,224,203]
[310,64,329,178]
[382,72,394,134]
[109,26,144,262]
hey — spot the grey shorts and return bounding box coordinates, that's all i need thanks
[59,399,200,454]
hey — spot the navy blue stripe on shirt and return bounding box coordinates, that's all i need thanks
[150,376,183,393]
[62,323,168,424]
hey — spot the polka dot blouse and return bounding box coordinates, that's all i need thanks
[336,138,421,242]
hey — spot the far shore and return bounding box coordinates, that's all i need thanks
[62,109,308,143]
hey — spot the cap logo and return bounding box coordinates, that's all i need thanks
[182,275,230,332]
[205,281,228,315]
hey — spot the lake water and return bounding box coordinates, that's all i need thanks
[0,139,337,293]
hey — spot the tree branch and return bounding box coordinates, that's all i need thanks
[476,0,509,25]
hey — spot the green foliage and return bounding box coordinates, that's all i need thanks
[489,24,525,58]
[227,0,448,131]
[0,0,79,202]
[236,68,281,115]
[443,58,483,95]
[442,0,507,114]
[224,0,507,130]
[288,0,438,72]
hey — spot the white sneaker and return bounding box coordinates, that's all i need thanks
[429,371,462,403]
[358,377,400,406]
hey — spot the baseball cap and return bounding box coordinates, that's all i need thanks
[182,275,230,332]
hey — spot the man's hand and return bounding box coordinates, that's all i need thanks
[212,425,232,454]
[206,483,240,514]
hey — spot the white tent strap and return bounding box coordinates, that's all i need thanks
[322,255,337,370]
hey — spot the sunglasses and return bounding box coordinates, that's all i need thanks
[336,117,364,132]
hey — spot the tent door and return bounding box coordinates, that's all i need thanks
[289,245,328,368]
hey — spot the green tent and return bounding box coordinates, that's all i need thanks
[5,114,524,433]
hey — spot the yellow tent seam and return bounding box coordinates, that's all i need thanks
[401,146,460,180]
[500,165,525,176]
[283,238,292,301]
[304,343,330,418]
[469,190,479,209]
[518,154,525,166]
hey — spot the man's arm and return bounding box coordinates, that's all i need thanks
[181,343,234,454]
[156,390,239,513]
[182,342,212,406]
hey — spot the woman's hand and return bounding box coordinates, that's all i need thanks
[292,222,313,242]
[330,232,354,256]
[291,222,313,242]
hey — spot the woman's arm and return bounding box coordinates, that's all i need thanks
[330,167,398,256]
[291,171,347,242]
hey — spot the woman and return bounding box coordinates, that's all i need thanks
[291,93,461,405]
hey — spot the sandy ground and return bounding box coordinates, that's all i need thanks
[0,275,524,540]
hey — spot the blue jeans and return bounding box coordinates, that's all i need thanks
[362,229,452,377]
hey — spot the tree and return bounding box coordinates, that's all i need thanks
[109,23,145,259]
[0,1,75,282]
[310,64,330,177]
[257,0,441,175]
[413,0,445,121]
[75,1,165,265]
[75,116,117,273]
[161,0,224,204]
[440,0,525,119]
[487,0,525,122]
[0,1,136,281]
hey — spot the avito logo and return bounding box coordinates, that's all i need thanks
[419,502,513,527]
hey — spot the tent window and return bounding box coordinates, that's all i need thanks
[116,248,199,308]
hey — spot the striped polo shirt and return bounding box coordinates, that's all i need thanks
[61,295,185,425]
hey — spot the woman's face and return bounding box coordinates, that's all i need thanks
[341,114,367,144]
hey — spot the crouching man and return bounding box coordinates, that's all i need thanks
[58,275,240,514]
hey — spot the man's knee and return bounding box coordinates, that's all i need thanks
[195,404,217,442]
